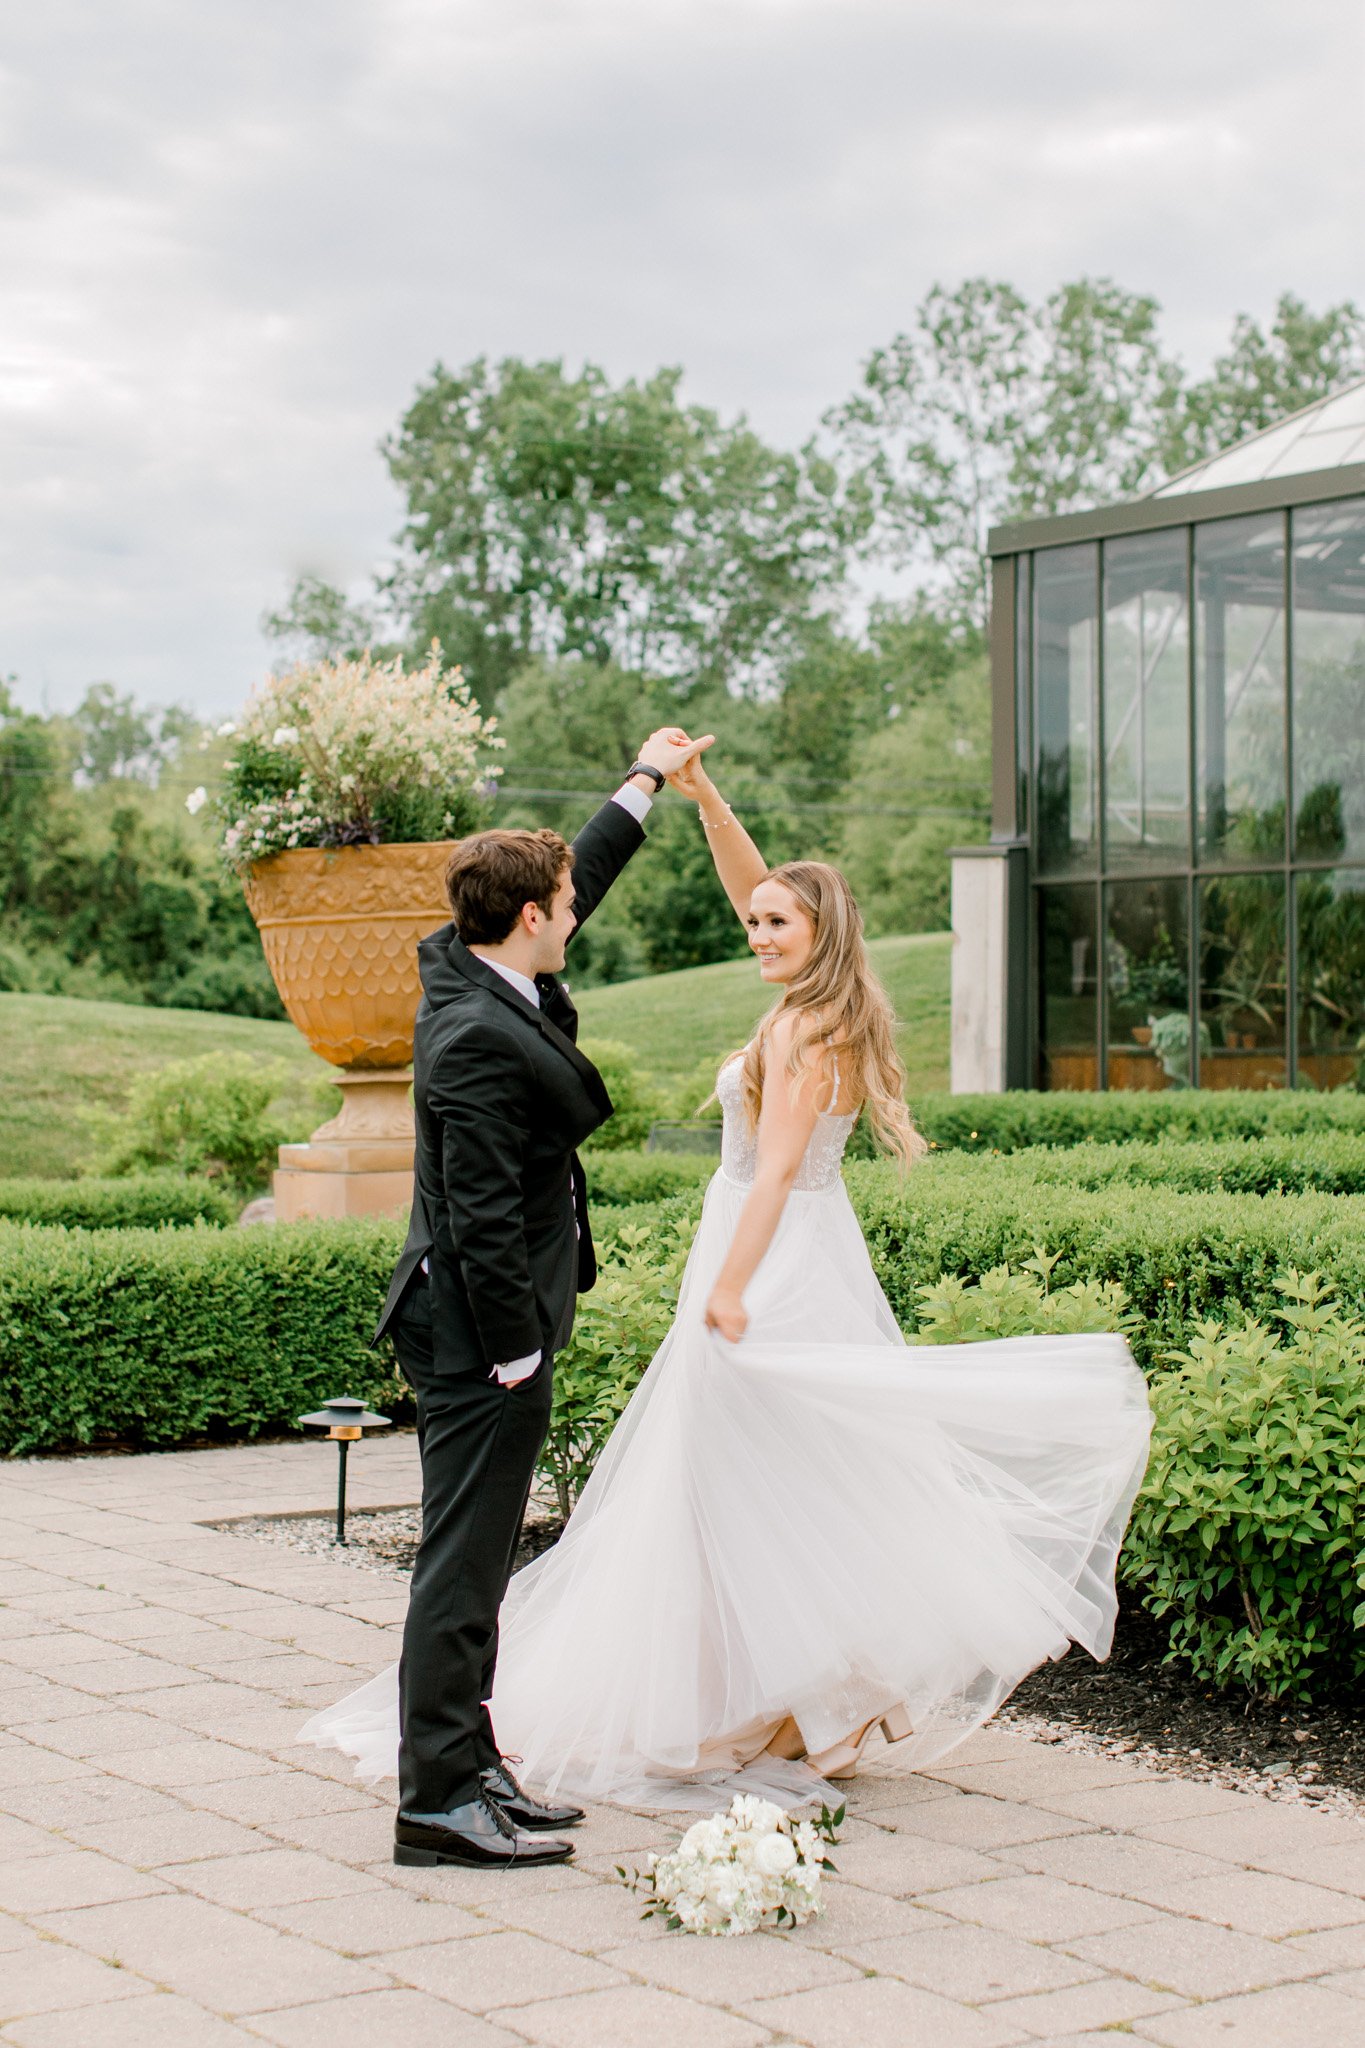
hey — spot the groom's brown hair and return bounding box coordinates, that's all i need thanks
[444,828,575,946]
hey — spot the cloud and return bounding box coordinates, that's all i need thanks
[2,0,1362,713]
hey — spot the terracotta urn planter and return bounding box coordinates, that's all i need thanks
[242,841,455,1219]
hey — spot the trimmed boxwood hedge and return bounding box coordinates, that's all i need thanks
[911,1087,1365,1153]
[8,1163,1365,1454]
[0,1216,408,1455]
[938,1133,1365,1198]
[0,1175,237,1230]
[581,1149,716,1206]
[845,1161,1365,1368]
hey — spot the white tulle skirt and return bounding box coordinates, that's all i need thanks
[301,1167,1153,1809]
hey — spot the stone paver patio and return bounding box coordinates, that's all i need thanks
[2,1438,1365,2046]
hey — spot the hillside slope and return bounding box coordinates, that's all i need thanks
[575,932,951,1089]
[0,933,950,1179]
[0,996,329,1180]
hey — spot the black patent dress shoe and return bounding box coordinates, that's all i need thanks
[394,1793,574,1868]
[481,1756,585,1830]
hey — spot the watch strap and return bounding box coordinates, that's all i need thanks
[625,760,666,792]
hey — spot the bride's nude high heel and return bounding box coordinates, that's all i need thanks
[762,1715,807,1762]
[807,1703,913,1780]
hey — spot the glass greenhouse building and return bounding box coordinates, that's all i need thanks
[969,377,1365,1093]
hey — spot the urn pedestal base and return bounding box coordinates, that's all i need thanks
[273,1069,416,1223]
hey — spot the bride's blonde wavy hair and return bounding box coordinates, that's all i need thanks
[733,862,926,1171]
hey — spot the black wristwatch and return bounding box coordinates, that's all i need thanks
[625,760,666,792]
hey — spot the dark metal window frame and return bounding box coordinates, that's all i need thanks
[991,461,1365,1090]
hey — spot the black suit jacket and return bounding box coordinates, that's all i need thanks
[375,797,645,1370]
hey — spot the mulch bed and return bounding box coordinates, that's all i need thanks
[225,1508,1365,1818]
[1002,1591,1365,1816]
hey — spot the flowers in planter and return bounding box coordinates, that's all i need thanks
[619,1795,843,1936]
[218,646,501,871]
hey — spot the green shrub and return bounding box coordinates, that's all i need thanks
[937,1133,1365,1198]
[576,1039,670,1150]
[845,1161,1365,1370]
[913,1249,1138,1344]
[539,1213,697,1518]
[149,949,286,1021]
[1127,1270,1365,1699]
[0,1216,407,1454]
[0,1175,235,1229]
[84,1050,326,1196]
[907,1258,1365,1700]
[582,1148,716,1206]
[912,1088,1365,1154]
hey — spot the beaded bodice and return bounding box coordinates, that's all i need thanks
[716,1049,859,1191]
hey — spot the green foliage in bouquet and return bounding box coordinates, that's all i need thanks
[1128,1269,1365,1700]
[538,1214,698,1519]
[218,646,500,870]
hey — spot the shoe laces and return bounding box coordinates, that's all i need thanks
[480,1791,517,1840]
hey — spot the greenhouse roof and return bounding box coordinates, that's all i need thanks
[1153,375,1365,497]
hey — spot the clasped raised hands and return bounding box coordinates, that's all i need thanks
[634,728,716,783]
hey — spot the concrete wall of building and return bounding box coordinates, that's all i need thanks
[950,849,1009,1093]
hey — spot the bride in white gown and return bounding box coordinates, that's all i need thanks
[303,760,1152,1810]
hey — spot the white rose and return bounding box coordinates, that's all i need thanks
[272,724,300,747]
[679,1822,713,1859]
[217,719,237,736]
[184,786,207,815]
[755,1833,797,1877]
[732,1795,784,1833]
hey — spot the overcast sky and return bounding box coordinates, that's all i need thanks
[4,0,1363,719]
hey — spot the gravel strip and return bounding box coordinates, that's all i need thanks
[217,1504,559,1579]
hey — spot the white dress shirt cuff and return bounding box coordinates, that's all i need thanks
[611,781,653,825]
[492,1350,541,1386]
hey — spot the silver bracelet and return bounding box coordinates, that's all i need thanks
[701,804,735,833]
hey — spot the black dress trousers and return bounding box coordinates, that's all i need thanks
[391,1279,554,1814]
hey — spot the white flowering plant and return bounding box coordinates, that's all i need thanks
[217,646,501,872]
[618,1796,844,1937]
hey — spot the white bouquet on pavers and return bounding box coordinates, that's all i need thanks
[618,1796,844,1936]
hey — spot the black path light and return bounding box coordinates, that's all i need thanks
[298,1396,391,1544]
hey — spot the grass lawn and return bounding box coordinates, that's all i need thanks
[0,933,951,1179]
[576,932,952,1095]
[0,995,330,1180]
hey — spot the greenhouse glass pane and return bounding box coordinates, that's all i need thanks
[1296,868,1365,1089]
[1103,530,1189,870]
[1293,497,1365,860]
[1197,874,1287,1090]
[1034,545,1098,875]
[1194,514,1286,864]
[1105,877,1189,1092]
[1037,884,1098,1090]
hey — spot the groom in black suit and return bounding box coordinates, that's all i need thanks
[377,729,712,1870]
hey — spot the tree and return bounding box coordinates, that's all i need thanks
[380,356,858,708]
[261,572,388,665]
[829,278,1182,623]
[832,282,1365,627]
[1161,292,1365,476]
[490,656,673,837]
[838,655,991,935]
[66,682,197,786]
[0,682,72,919]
